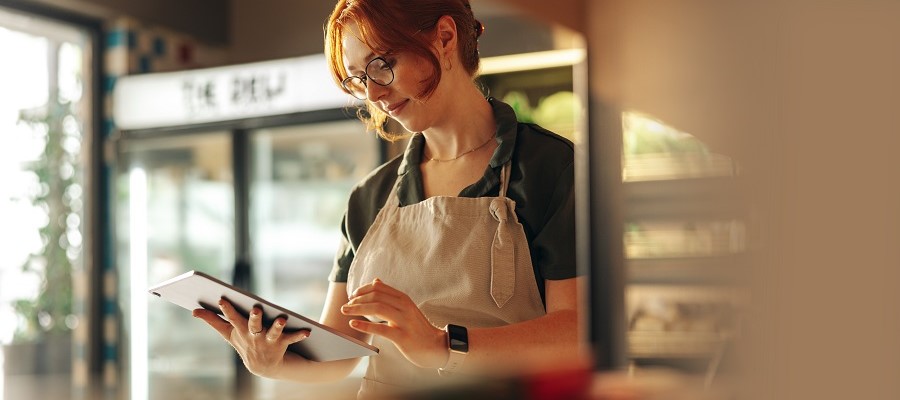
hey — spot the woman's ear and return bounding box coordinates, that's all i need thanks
[434,15,458,55]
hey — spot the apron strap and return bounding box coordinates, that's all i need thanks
[489,162,516,308]
[386,175,402,207]
[498,162,512,198]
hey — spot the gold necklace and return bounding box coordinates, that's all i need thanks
[425,135,494,163]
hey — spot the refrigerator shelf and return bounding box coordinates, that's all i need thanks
[628,331,730,359]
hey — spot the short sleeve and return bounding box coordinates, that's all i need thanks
[329,212,354,282]
[531,160,578,280]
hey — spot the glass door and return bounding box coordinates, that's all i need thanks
[116,132,237,400]
[249,120,378,400]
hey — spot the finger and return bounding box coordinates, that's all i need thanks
[341,302,404,323]
[349,319,394,339]
[265,317,286,341]
[248,306,263,335]
[349,283,375,299]
[351,278,404,300]
[218,298,248,329]
[193,309,233,340]
[347,289,406,309]
[282,329,312,345]
[371,278,405,296]
[350,279,407,302]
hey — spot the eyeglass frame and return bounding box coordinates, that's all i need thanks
[341,56,395,100]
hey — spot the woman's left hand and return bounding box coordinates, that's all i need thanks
[340,278,448,369]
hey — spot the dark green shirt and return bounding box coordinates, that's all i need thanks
[329,98,577,301]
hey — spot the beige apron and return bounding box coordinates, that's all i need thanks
[346,162,546,399]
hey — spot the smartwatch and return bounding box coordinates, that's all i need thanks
[439,324,468,374]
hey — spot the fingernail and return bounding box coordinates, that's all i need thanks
[350,320,360,327]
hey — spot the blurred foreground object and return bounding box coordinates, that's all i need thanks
[388,364,727,400]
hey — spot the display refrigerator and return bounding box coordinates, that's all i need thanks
[111,54,381,400]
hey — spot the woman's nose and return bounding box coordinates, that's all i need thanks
[365,80,388,101]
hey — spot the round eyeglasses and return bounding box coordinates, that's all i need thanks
[341,56,395,100]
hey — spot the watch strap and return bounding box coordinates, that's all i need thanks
[439,324,468,373]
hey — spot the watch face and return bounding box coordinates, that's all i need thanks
[447,324,469,353]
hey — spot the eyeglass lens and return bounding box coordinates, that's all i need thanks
[342,57,394,99]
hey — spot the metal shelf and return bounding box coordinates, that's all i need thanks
[623,175,746,363]
[628,331,730,359]
[624,177,746,221]
[627,255,749,285]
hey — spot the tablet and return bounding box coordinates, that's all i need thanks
[148,270,379,362]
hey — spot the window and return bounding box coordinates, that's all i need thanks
[0,6,96,400]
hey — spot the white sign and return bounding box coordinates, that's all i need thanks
[113,54,357,130]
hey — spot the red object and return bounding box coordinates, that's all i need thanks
[526,366,593,400]
[178,43,193,65]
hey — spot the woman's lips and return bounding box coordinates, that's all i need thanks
[385,99,408,117]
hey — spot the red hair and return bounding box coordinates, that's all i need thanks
[324,0,483,141]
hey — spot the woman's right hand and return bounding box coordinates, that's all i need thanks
[193,298,311,377]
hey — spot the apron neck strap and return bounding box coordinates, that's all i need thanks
[498,162,512,198]
[387,177,402,207]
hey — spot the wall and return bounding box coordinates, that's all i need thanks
[493,0,584,33]
[227,0,563,63]
[577,0,900,398]
[10,0,568,63]
[229,0,334,63]
[25,0,229,44]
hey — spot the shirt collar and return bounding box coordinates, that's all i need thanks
[394,97,520,204]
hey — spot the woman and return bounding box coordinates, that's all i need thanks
[194,0,582,397]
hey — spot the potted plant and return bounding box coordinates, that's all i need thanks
[4,92,79,375]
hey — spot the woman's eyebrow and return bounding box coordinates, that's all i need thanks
[348,51,377,74]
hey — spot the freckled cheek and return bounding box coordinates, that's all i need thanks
[398,59,434,94]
